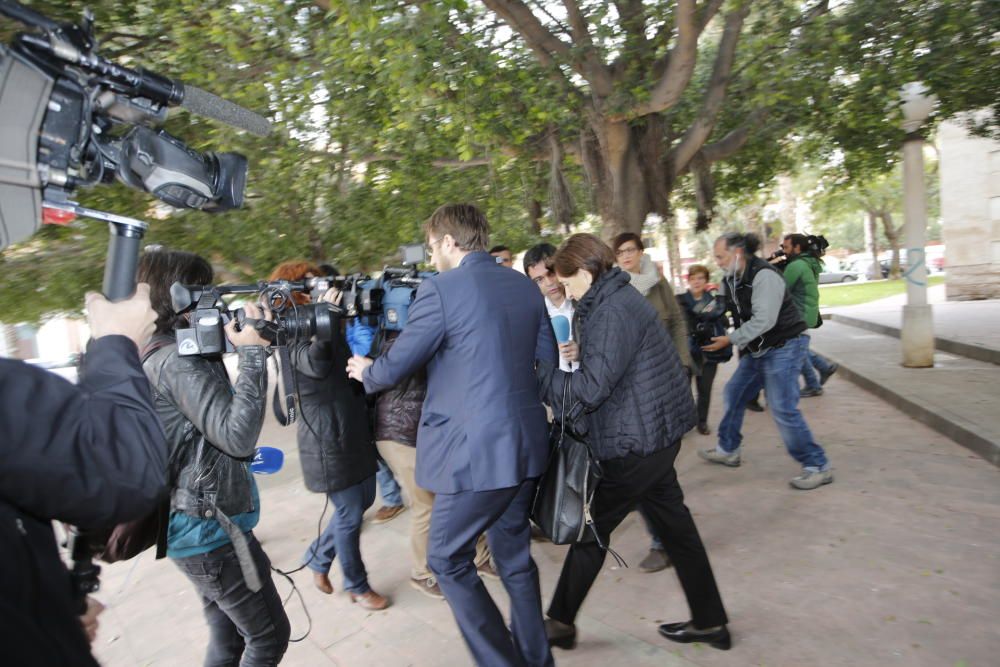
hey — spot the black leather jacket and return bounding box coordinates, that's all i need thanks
[142,335,267,519]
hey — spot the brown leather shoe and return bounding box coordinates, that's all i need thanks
[350,589,390,611]
[313,572,334,595]
[372,505,406,524]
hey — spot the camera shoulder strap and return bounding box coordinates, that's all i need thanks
[271,345,297,426]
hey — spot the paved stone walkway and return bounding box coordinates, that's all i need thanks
[90,350,1000,667]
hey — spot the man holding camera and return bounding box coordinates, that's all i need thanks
[699,232,833,491]
[0,268,169,665]
[348,204,557,667]
[781,234,839,396]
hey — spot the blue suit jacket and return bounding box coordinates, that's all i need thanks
[363,251,558,494]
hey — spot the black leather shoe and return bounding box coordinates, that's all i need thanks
[544,618,577,650]
[746,399,765,412]
[658,621,731,650]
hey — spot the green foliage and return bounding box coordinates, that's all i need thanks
[0,0,993,322]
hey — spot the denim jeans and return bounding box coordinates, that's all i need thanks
[376,459,403,506]
[174,533,290,667]
[801,335,835,390]
[718,335,829,471]
[303,474,376,594]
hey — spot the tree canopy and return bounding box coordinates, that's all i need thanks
[0,0,995,322]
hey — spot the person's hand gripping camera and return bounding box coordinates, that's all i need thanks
[226,302,273,348]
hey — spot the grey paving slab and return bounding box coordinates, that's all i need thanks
[826,295,1000,365]
[89,358,999,667]
[810,320,1000,466]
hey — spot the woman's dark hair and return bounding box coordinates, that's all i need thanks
[611,232,644,252]
[137,249,213,336]
[552,233,616,282]
[522,242,557,273]
[716,231,761,256]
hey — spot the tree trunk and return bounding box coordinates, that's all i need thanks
[583,117,651,240]
[865,211,880,279]
[527,198,543,235]
[880,211,902,279]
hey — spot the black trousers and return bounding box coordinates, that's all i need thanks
[693,362,719,424]
[174,533,291,667]
[547,443,728,629]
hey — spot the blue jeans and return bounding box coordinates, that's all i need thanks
[376,459,403,506]
[304,475,376,594]
[718,336,829,471]
[174,534,290,667]
[801,336,835,390]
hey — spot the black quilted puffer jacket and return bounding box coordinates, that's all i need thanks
[538,268,696,461]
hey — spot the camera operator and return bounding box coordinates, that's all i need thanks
[0,278,168,667]
[780,234,839,396]
[137,249,290,666]
[698,232,833,491]
[267,261,389,610]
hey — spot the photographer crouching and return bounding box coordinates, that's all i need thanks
[137,249,290,666]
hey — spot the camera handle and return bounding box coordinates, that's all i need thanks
[45,202,149,611]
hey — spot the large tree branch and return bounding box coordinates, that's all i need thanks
[698,0,726,32]
[666,3,749,177]
[483,0,613,95]
[699,108,768,163]
[615,0,698,120]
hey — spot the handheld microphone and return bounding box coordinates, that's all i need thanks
[251,446,284,475]
[550,315,571,344]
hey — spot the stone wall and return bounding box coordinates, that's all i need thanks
[939,116,1000,300]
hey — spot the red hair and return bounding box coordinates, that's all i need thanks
[269,260,320,305]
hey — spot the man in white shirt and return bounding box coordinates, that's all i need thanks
[524,244,579,373]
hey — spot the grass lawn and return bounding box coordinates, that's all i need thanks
[819,275,946,308]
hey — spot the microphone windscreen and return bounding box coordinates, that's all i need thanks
[251,446,284,475]
[550,315,571,344]
[182,85,272,137]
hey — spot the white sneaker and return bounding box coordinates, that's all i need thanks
[698,448,741,467]
[790,469,834,490]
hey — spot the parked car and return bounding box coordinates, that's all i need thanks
[818,266,860,284]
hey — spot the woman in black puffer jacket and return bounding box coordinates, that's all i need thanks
[269,261,386,611]
[536,234,731,651]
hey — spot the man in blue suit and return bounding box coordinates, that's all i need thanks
[347,203,557,667]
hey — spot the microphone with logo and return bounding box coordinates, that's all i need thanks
[251,446,284,475]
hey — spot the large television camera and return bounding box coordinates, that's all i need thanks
[170,280,335,357]
[305,244,435,333]
[0,0,269,297]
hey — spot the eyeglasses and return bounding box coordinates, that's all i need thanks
[426,237,442,255]
[615,246,640,257]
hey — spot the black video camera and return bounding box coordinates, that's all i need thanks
[0,1,269,250]
[170,280,335,357]
[303,273,384,321]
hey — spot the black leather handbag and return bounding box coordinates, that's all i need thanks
[531,375,602,545]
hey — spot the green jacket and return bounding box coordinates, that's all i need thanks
[783,255,821,327]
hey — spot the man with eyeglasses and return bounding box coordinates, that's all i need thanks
[348,203,557,667]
